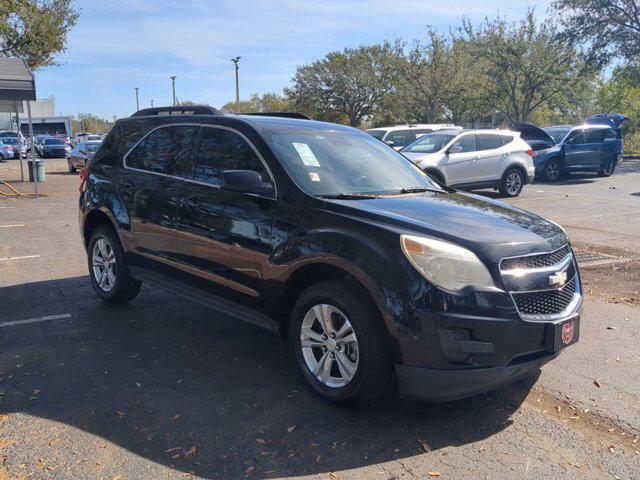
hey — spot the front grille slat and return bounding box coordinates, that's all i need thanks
[512,277,576,315]
[501,246,571,270]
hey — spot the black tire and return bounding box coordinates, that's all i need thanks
[289,279,392,406]
[598,158,616,177]
[68,159,76,173]
[425,169,446,186]
[545,159,562,182]
[87,225,141,304]
[499,167,525,197]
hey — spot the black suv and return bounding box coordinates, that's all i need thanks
[80,106,581,405]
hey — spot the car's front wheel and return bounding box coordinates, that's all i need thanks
[290,279,392,406]
[87,225,141,304]
[499,168,525,197]
[545,159,562,182]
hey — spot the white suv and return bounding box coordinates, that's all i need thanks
[401,129,535,197]
[366,124,462,150]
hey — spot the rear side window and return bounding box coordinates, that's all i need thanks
[191,127,268,186]
[476,134,502,151]
[603,129,616,140]
[450,134,477,153]
[126,125,198,175]
[585,129,604,143]
[500,135,514,145]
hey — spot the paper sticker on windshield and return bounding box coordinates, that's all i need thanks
[293,142,321,167]
[309,172,321,182]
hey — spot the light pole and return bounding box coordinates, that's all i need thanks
[170,76,177,106]
[151,99,154,108]
[135,87,140,112]
[231,57,241,113]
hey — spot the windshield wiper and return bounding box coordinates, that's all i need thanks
[381,187,445,196]
[319,192,379,200]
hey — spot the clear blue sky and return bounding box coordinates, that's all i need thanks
[36,0,551,119]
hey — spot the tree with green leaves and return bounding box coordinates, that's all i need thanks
[554,0,640,64]
[458,9,591,123]
[289,44,396,127]
[220,92,294,114]
[0,0,79,70]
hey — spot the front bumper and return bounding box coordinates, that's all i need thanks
[396,351,559,401]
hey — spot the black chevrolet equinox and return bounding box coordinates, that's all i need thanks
[79,106,581,405]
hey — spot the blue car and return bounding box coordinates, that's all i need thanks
[515,114,629,181]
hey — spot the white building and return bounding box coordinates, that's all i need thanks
[0,95,72,135]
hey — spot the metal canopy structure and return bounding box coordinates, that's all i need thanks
[0,57,39,193]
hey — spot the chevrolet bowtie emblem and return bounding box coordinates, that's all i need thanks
[549,269,568,287]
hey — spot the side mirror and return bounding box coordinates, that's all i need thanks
[384,140,395,148]
[221,169,274,196]
[448,144,463,154]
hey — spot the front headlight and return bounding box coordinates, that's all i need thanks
[400,235,495,291]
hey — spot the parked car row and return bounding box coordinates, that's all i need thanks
[79,106,583,406]
[366,113,629,197]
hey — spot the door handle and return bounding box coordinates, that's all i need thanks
[182,195,200,209]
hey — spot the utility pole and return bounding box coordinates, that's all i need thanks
[135,87,140,112]
[170,76,177,106]
[151,99,154,108]
[231,57,241,113]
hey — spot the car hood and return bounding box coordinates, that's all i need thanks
[401,151,442,166]
[511,122,555,144]
[325,191,566,263]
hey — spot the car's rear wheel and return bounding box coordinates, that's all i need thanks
[290,279,392,406]
[598,159,616,177]
[545,159,562,182]
[87,225,141,304]
[499,168,524,197]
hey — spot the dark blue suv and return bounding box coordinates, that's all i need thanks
[516,114,629,181]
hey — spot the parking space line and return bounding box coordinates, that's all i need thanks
[0,313,72,328]
[0,254,40,261]
[0,224,24,228]
[0,206,16,209]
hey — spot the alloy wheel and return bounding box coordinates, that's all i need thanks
[92,238,116,292]
[300,304,359,388]
[546,161,560,181]
[506,172,522,195]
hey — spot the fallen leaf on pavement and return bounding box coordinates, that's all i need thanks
[421,443,429,452]
[330,473,340,479]
[608,445,615,453]
[287,425,297,433]
[428,472,441,478]
[244,466,255,473]
[185,445,197,456]
[255,438,266,445]
[172,414,181,422]
[593,380,601,388]
[315,454,321,463]
[165,447,181,453]
[501,451,511,455]
[116,411,127,418]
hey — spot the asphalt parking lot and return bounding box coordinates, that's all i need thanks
[1,157,640,479]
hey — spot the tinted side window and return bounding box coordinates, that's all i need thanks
[567,130,586,144]
[477,134,502,151]
[603,129,616,140]
[192,127,268,186]
[500,135,514,145]
[585,129,603,143]
[126,125,197,175]
[451,134,477,153]
[385,130,413,147]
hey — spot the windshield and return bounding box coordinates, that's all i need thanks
[263,124,441,196]
[0,132,18,138]
[402,132,457,153]
[44,138,65,145]
[3,138,19,145]
[86,143,100,152]
[544,127,571,143]
[366,129,386,140]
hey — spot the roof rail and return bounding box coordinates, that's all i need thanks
[243,112,312,120]
[131,105,221,117]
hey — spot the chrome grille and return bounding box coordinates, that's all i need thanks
[512,277,577,316]
[501,246,571,270]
